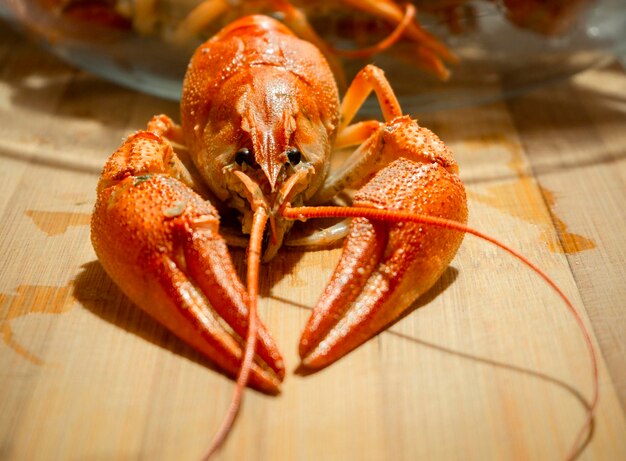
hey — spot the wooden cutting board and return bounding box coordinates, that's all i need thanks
[1,25,625,460]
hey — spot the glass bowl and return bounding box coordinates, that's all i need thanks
[1,0,624,112]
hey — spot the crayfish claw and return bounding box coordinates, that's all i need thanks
[92,163,284,393]
[299,158,467,370]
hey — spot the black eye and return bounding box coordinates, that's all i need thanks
[287,147,301,165]
[235,147,251,165]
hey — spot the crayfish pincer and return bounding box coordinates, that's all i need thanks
[91,14,597,459]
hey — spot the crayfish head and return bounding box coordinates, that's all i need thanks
[180,15,340,260]
[231,70,335,259]
[236,68,332,194]
[192,68,334,260]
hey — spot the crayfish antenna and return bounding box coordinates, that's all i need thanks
[201,208,269,459]
[282,204,598,460]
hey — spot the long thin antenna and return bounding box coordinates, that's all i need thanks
[283,205,598,460]
[201,208,269,460]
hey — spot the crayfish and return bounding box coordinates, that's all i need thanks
[91,14,597,459]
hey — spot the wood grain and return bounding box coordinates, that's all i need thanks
[1,25,625,460]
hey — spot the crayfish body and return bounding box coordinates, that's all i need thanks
[99,16,626,461]
[92,15,468,393]
[90,14,598,459]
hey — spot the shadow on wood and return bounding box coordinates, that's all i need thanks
[72,260,277,394]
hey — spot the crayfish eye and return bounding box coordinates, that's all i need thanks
[286,147,301,166]
[235,147,252,165]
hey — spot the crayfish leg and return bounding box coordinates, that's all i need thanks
[316,117,457,206]
[313,66,458,205]
[171,0,229,44]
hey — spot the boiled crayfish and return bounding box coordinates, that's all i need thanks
[34,0,453,79]
[91,14,597,459]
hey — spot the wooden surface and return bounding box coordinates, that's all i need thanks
[1,23,626,461]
